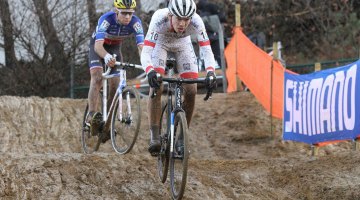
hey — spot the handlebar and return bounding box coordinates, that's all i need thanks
[103,62,144,77]
[151,76,215,101]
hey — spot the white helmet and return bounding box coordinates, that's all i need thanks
[168,0,196,18]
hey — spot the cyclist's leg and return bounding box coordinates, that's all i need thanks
[175,41,198,127]
[88,37,104,122]
[182,84,197,127]
[148,44,167,155]
[148,85,163,154]
[88,69,103,117]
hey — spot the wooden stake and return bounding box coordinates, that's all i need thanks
[236,4,241,27]
[273,42,279,61]
[315,62,321,71]
[311,144,319,156]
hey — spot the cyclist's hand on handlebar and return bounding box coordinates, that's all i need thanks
[205,71,217,89]
[204,71,216,101]
[104,53,116,67]
[147,70,161,89]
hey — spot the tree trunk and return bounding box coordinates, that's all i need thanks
[32,0,67,67]
[86,0,98,35]
[31,0,70,96]
[0,0,17,68]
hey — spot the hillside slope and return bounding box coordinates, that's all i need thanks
[0,92,359,199]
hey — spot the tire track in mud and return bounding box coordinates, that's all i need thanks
[1,93,360,199]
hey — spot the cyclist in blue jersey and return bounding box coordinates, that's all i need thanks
[87,0,144,137]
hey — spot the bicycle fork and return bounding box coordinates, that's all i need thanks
[117,91,133,122]
[117,69,133,123]
[170,86,182,155]
[170,112,175,154]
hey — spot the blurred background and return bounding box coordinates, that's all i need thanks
[0,0,358,97]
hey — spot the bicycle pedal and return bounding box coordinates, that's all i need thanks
[90,112,103,136]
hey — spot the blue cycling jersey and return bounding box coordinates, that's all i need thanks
[92,11,144,46]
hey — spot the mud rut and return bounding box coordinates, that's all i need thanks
[0,93,360,199]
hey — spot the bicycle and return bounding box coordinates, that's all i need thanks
[81,61,143,154]
[154,70,214,200]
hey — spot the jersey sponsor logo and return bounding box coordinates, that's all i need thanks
[90,60,100,64]
[159,59,165,67]
[98,20,110,32]
[133,22,143,34]
[155,18,168,27]
[183,63,191,71]
[200,31,209,41]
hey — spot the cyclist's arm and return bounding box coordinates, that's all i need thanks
[141,12,161,74]
[194,15,217,73]
[141,30,157,73]
[94,16,113,59]
[94,40,110,58]
[131,16,145,58]
[137,44,143,57]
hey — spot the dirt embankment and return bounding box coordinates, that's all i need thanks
[0,92,359,199]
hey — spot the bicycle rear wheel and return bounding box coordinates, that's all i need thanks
[111,86,141,154]
[158,101,170,183]
[81,103,102,154]
[170,111,189,200]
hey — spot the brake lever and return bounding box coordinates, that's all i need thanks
[150,73,162,98]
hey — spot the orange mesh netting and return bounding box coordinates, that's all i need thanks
[224,27,353,146]
[224,27,295,119]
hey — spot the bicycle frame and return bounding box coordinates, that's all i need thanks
[162,78,209,154]
[158,76,212,199]
[101,62,143,132]
[165,82,183,155]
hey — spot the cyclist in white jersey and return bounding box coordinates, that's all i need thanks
[141,0,217,155]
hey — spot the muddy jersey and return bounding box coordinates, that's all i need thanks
[141,8,216,78]
[92,11,144,46]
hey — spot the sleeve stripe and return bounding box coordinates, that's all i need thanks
[199,40,211,46]
[146,66,154,73]
[144,40,156,47]
[206,67,215,71]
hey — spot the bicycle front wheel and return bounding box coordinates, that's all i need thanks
[111,86,141,154]
[170,111,189,200]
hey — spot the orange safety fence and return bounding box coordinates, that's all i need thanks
[224,27,295,119]
[224,27,357,146]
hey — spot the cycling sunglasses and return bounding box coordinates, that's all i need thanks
[116,8,134,16]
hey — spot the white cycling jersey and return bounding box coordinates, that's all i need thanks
[141,8,216,78]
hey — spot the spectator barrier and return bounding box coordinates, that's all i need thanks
[224,27,293,119]
[224,26,360,150]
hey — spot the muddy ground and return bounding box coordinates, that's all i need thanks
[0,92,359,199]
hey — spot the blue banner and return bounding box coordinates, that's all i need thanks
[283,60,360,144]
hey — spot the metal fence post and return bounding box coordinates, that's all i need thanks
[218,20,227,93]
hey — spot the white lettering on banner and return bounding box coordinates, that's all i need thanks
[331,71,345,132]
[320,74,334,134]
[285,64,357,135]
